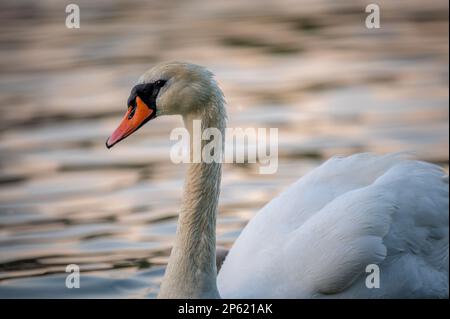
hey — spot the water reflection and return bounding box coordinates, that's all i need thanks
[0,0,448,298]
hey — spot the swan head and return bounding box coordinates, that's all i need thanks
[106,61,221,148]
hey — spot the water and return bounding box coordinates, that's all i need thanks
[0,0,448,298]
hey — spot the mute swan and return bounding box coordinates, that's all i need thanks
[106,62,449,298]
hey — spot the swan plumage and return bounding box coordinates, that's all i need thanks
[218,153,449,298]
[107,62,449,298]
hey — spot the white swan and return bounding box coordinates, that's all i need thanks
[106,62,449,298]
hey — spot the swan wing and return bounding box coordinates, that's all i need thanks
[217,153,449,298]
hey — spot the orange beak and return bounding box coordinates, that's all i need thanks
[106,96,154,148]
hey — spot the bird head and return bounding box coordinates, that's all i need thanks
[106,61,220,148]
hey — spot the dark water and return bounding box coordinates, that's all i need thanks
[0,0,448,298]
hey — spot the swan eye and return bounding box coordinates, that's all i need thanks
[155,80,167,88]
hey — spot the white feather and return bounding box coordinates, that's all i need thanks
[217,153,449,298]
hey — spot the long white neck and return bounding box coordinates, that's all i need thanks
[158,92,226,298]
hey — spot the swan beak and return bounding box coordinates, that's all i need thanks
[106,96,154,148]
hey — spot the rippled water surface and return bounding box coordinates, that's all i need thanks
[0,0,448,298]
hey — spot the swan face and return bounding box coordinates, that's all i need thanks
[106,62,215,148]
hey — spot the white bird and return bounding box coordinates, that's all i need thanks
[106,62,449,299]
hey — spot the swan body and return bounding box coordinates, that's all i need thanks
[106,62,449,298]
[217,153,449,298]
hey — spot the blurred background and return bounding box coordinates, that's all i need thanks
[0,0,448,298]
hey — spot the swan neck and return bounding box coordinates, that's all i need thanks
[158,98,225,298]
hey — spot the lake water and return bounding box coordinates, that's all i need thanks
[0,0,448,298]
